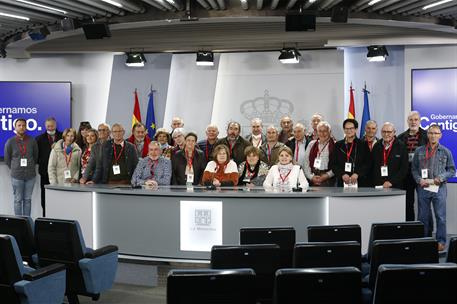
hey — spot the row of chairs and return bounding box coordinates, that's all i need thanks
[167,263,457,304]
[0,215,118,304]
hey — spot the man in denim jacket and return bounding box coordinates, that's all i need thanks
[412,125,456,252]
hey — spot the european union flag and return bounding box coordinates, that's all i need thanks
[146,90,156,139]
[360,87,371,138]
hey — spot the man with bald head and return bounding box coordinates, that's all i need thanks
[397,111,429,221]
[371,122,408,189]
[245,118,266,148]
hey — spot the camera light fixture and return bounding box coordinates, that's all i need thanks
[125,52,146,67]
[366,45,388,62]
[196,51,214,66]
[279,48,301,64]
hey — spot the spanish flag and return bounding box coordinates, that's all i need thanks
[132,89,142,128]
[348,84,355,119]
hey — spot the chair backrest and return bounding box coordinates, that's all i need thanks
[0,234,25,304]
[0,215,36,266]
[274,267,361,304]
[167,268,256,304]
[293,241,361,270]
[446,237,457,263]
[34,218,86,266]
[368,238,438,290]
[373,263,457,304]
[211,244,280,302]
[240,227,295,268]
[307,224,361,244]
[367,221,424,261]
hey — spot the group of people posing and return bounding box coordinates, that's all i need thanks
[4,111,456,250]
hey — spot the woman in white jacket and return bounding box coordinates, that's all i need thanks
[48,128,82,185]
[263,146,309,192]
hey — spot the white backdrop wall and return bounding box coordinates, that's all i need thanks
[106,53,172,133]
[0,53,114,218]
[344,46,405,135]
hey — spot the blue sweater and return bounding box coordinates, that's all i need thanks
[131,156,172,186]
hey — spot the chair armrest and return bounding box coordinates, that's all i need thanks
[85,245,118,259]
[23,263,66,281]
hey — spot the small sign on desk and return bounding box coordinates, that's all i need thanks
[180,200,223,252]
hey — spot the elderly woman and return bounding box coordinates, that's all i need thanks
[263,146,309,191]
[155,128,173,159]
[131,141,172,187]
[172,132,206,185]
[304,121,335,186]
[80,128,98,178]
[238,146,269,186]
[202,145,238,187]
[48,128,81,185]
[171,127,186,157]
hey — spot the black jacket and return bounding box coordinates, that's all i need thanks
[172,149,207,185]
[331,138,372,187]
[215,136,252,166]
[35,131,62,176]
[97,139,139,183]
[371,138,408,188]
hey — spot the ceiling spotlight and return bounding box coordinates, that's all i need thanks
[367,45,388,62]
[196,51,214,66]
[279,48,301,64]
[125,53,146,67]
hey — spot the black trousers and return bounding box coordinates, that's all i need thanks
[39,173,49,217]
[405,172,416,221]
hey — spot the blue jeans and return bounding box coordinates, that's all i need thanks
[11,177,36,216]
[417,184,447,245]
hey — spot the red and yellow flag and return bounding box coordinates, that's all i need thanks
[348,84,355,119]
[132,90,142,128]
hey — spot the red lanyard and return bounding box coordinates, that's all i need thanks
[346,140,355,162]
[63,145,73,168]
[267,144,272,162]
[295,141,299,161]
[113,143,125,164]
[229,142,235,159]
[149,159,158,178]
[16,137,27,157]
[278,168,292,183]
[383,139,395,166]
[83,147,91,159]
[317,140,329,157]
[408,133,419,152]
[205,140,210,161]
[245,160,256,178]
[423,144,438,167]
[367,140,374,151]
[47,134,55,144]
[186,149,195,169]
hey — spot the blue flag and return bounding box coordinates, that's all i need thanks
[146,90,156,139]
[360,88,371,138]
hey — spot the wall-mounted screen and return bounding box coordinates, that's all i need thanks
[0,82,71,159]
[412,67,457,183]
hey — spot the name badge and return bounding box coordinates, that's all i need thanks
[186,173,194,183]
[421,169,428,179]
[313,158,322,170]
[345,162,352,172]
[381,166,388,177]
[408,153,414,162]
[20,158,27,167]
[112,165,121,175]
[243,178,251,183]
[64,169,71,179]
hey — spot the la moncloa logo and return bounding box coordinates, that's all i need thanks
[240,90,294,125]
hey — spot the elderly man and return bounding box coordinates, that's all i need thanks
[131,141,172,187]
[36,117,62,216]
[215,121,252,165]
[304,121,335,186]
[128,122,151,159]
[198,124,219,162]
[286,123,307,167]
[412,125,455,252]
[371,122,408,189]
[260,125,285,166]
[245,118,266,148]
[306,113,323,141]
[97,123,138,184]
[398,111,429,221]
[361,120,378,151]
[80,123,111,184]
[169,116,184,145]
[278,116,293,143]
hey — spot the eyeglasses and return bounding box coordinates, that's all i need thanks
[428,132,441,135]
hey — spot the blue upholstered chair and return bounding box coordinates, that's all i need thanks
[0,215,37,267]
[34,218,118,304]
[0,234,66,304]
